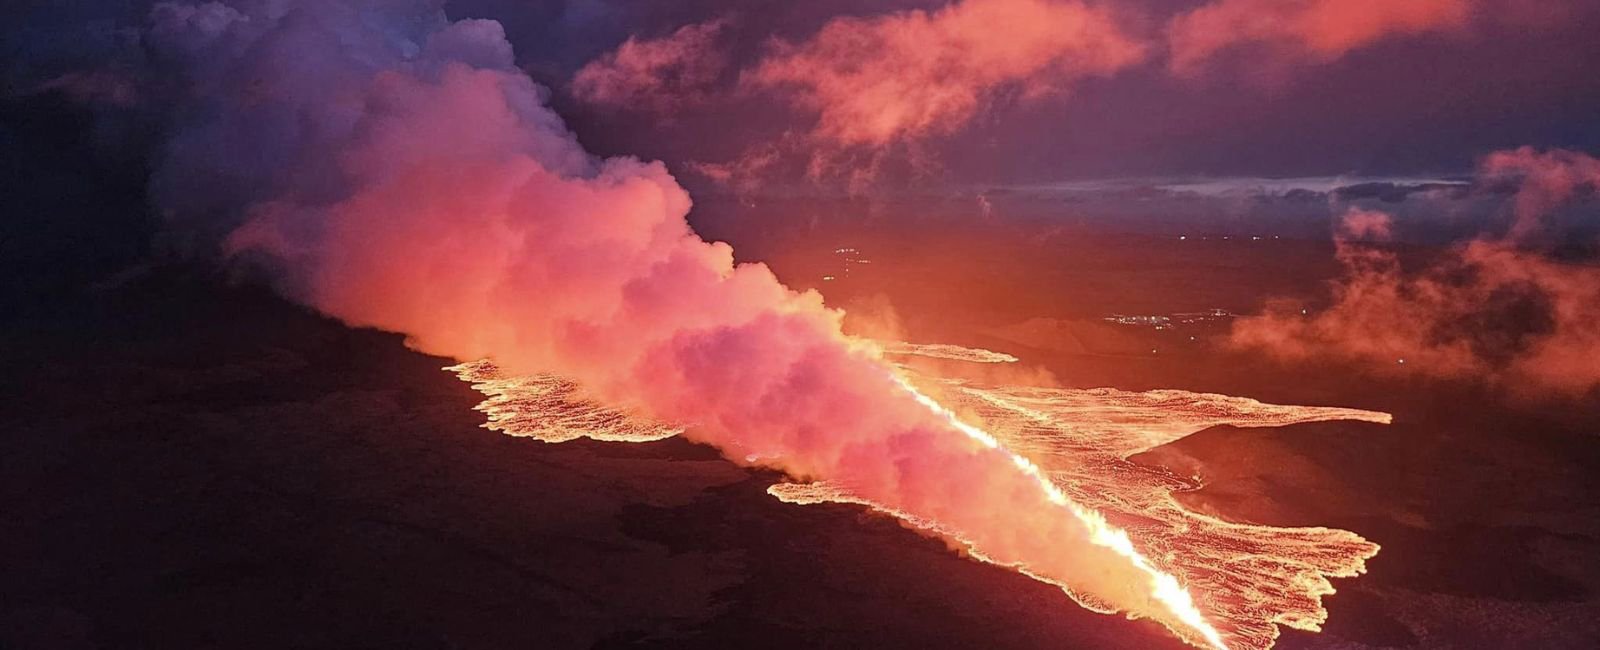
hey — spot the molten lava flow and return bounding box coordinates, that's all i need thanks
[869,370,1388,650]
[450,345,1389,650]
[879,341,1022,364]
[449,360,681,443]
[889,373,1230,650]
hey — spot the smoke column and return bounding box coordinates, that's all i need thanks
[138,1,1227,646]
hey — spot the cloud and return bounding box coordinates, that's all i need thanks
[539,0,1597,190]
[1480,145,1600,240]
[738,0,1144,180]
[1167,0,1474,75]
[570,18,730,114]
[1231,149,1600,400]
[31,69,141,106]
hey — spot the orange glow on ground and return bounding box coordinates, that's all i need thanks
[448,345,1388,650]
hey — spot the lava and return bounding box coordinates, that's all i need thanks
[449,345,1389,650]
[880,341,1022,364]
[449,360,681,443]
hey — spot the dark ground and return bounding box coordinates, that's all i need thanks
[1,271,1193,650]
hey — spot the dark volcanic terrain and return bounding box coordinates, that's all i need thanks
[6,249,1600,650]
[2,274,1185,650]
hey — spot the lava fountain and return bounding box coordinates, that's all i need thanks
[452,344,1388,650]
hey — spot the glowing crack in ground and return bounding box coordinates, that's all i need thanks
[446,346,1389,650]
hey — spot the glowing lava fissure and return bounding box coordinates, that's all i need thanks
[451,360,682,443]
[892,374,1230,650]
[450,345,1389,650]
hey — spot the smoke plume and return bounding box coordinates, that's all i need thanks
[1231,148,1600,399]
[122,0,1208,640]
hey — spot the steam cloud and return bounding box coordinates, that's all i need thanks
[129,0,1190,633]
[1231,148,1600,399]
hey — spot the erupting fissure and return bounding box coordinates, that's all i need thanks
[452,343,1389,650]
[891,375,1231,650]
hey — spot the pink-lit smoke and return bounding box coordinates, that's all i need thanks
[141,0,1213,638]
[1232,148,1600,399]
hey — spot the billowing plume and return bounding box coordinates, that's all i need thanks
[1231,148,1600,399]
[131,0,1226,645]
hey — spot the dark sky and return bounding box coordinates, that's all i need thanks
[440,0,1600,184]
[6,0,1599,186]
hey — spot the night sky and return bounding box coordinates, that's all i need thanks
[8,1,1600,187]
